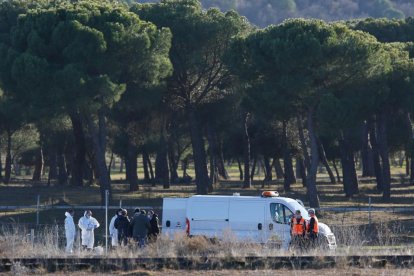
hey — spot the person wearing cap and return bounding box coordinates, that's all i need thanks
[109,208,123,247]
[290,210,306,250]
[306,208,319,246]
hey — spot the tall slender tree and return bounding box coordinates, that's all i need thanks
[134,0,250,194]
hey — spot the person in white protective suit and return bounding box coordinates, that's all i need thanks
[78,210,100,250]
[64,209,76,253]
[109,208,123,247]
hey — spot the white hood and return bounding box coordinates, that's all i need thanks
[65,212,72,217]
[318,222,333,236]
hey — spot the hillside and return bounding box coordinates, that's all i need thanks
[138,0,414,27]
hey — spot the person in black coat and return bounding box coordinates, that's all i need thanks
[148,211,160,242]
[114,209,130,246]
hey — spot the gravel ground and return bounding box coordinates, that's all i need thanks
[2,268,414,276]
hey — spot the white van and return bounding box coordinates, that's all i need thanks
[162,192,337,249]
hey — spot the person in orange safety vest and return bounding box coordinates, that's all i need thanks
[306,208,319,246]
[290,210,306,250]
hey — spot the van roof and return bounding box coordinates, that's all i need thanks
[189,195,296,202]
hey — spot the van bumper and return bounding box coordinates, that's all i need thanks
[326,234,337,250]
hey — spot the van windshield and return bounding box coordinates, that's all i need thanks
[288,200,310,220]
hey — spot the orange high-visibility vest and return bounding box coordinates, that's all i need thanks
[291,217,305,235]
[307,216,319,233]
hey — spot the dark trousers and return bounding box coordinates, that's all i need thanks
[308,232,318,247]
[290,235,306,250]
[133,236,146,248]
[118,233,128,246]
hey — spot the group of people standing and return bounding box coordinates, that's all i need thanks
[64,208,159,254]
[290,208,319,250]
[109,208,160,248]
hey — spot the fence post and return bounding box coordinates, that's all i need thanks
[31,228,35,248]
[105,189,109,254]
[119,197,122,208]
[36,195,40,225]
[77,228,81,254]
[55,224,59,250]
[368,197,372,227]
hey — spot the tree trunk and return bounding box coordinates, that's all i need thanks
[404,113,414,185]
[142,150,151,183]
[85,157,95,185]
[339,146,351,197]
[283,155,296,191]
[274,159,284,179]
[368,119,384,192]
[155,132,170,189]
[405,155,409,176]
[107,152,114,177]
[297,115,311,171]
[339,131,359,197]
[216,141,229,179]
[57,142,68,185]
[362,122,375,177]
[317,138,336,184]
[304,110,320,208]
[296,157,307,187]
[168,141,179,184]
[188,109,210,194]
[377,113,391,201]
[411,156,414,185]
[206,123,217,190]
[237,158,243,180]
[125,141,138,191]
[331,159,341,182]
[0,151,3,181]
[85,111,112,205]
[242,112,251,188]
[250,156,257,182]
[48,147,58,181]
[4,128,12,184]
[282,120,296,190]
[208,153,216,191]
[13,159,20,176]
[119,159,124,173]
[147,153,155,181]
[182,158,189,178]
[69,112,86,186]
[263,157,272,181]
[32,147,44,182]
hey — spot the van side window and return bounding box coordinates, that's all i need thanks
[270,203,294,224]
[284,207,293,224]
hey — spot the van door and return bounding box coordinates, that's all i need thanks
[187,199,229,237]
[265,203,294,248]
[228,201,265,243]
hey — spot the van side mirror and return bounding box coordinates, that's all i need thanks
[166,220,171,227]
[258,223,262,230]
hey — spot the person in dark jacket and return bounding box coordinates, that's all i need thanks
[306,208,319,247]
[148,211,160,242]
[130,209,151,247]
[114,209,130,246]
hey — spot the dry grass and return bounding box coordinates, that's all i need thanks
[1,224,414,274]
[1,221,413,260]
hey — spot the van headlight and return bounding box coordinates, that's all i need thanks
[326,234,336,244]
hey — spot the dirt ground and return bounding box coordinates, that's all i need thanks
[2,268,414,276]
